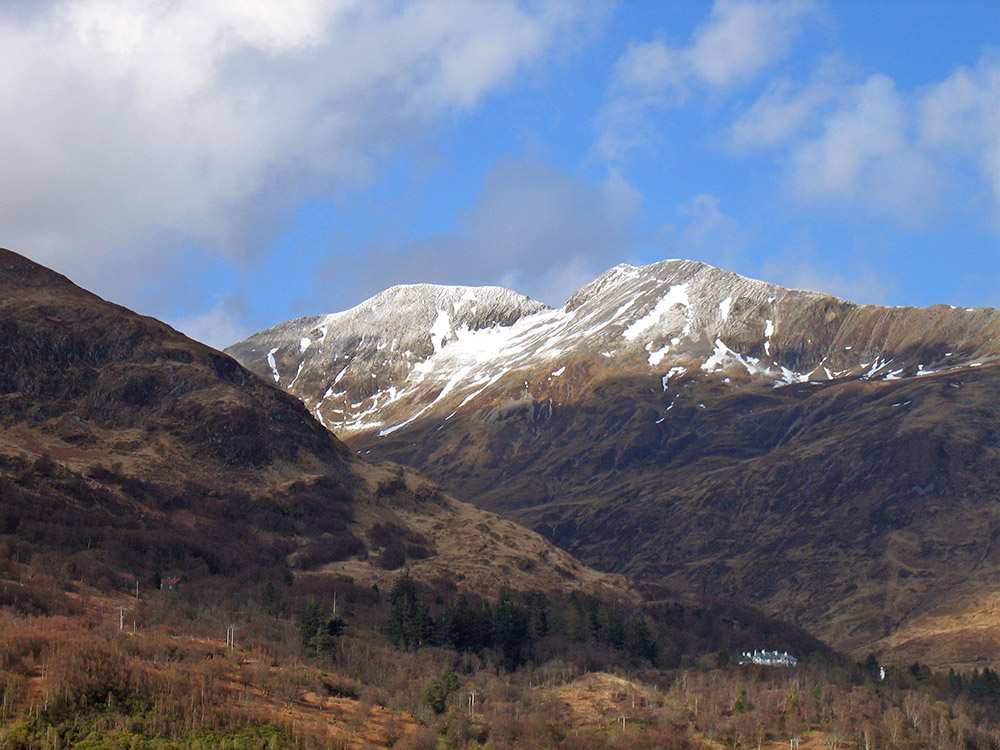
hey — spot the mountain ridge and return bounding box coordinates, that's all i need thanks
[228,256,1000,439]
[229,256,1000,668]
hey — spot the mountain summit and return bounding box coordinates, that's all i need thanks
[227,283,548,433]
[229,258,999,439]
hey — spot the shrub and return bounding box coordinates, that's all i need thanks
[423,670,460,715]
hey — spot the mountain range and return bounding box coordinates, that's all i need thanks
[2,246,834,653]
[229,258,1000,668]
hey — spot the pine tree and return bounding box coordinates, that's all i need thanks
[493,589,530,670]
[423,671,460,714]
[298,598,346,656]
[388,572,433,650]
[298,599,324,651]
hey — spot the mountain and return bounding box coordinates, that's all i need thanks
[0,247,626,600]
[230,258,1000,667]
[227,283,548,433]
[2,247,850,749]
[229,260,1000,439]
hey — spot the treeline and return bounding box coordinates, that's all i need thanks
[384,573,658,669]
[884,658,1000,715]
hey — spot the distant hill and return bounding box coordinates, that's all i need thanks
[230,258,1000,667]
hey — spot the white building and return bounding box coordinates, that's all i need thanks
[737,649,798,667]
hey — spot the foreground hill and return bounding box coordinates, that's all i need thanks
[0,247,624,599]
[231,259,1000,666]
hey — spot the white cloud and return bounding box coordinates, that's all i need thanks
[172,295,252,350]
[0,0,608,310]
[730,52,1000,226]
[919,54,1000,219]
[729,58,845,149]
[687,0,818,88]
[787,74,937,220]
[597,0,818,160]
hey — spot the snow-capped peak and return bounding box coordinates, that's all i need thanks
[228,258,1000,438]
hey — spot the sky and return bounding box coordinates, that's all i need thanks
[1,0,998,348]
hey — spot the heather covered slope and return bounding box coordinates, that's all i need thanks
[0,247,626,600]
[359,360,1000,666]
[232,258,1000,667]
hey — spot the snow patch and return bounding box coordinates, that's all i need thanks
[430,309,452,353]
[623,284,690,342]
[289,361,305,389]
[647,344,671,366]
[702,339,770,376]
[266,347,281,383]
[719,296,733,322]
[662,366,686,391]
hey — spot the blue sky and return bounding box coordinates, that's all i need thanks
[1,1,998,347]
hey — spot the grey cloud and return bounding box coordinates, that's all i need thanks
[310,159,642,310]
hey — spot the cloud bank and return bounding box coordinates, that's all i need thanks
[314,159,642,310]
[731,53,1000,224]
[0,0,607,311]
